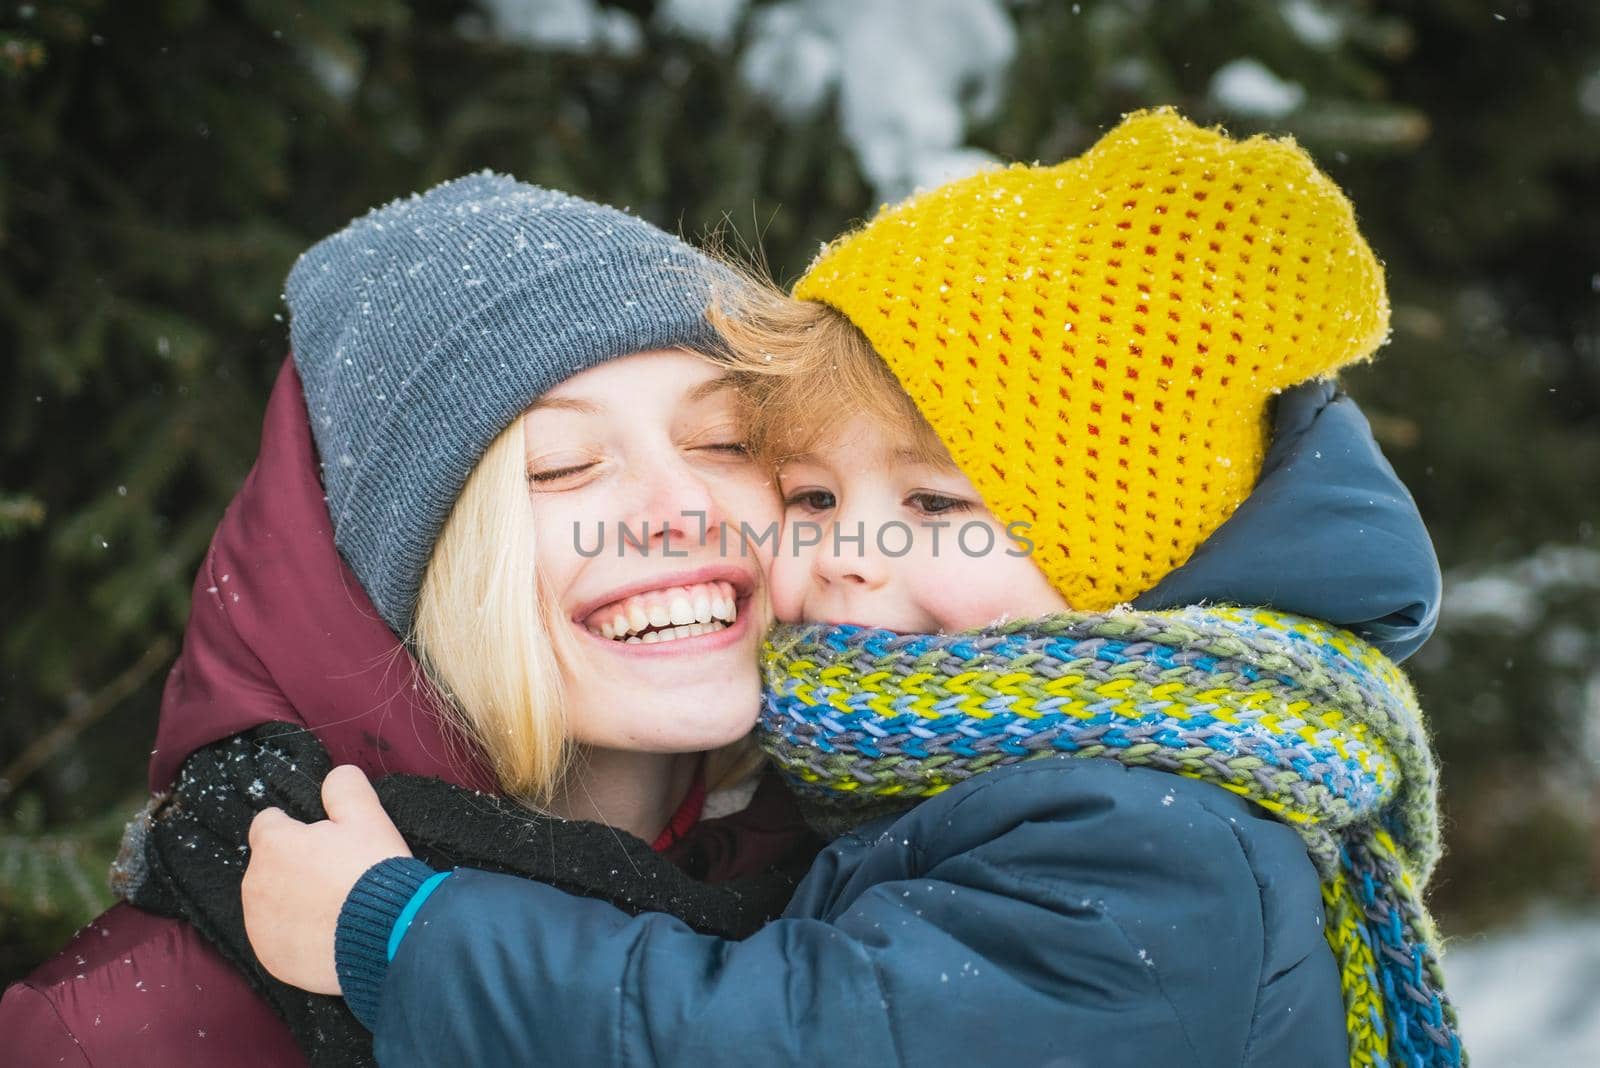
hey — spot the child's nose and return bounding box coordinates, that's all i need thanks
[811,542,889,591]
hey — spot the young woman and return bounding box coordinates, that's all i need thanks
[0,173,824,1066]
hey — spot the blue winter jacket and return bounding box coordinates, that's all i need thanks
[343,760,1345,1066]
[333,381,1439,1066]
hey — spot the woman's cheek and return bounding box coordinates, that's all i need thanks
[718,469,782,561]
[530,498,585,581]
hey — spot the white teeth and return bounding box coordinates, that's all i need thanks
[591,583,740,642]
[609,619,729,646]
[668,595,694,626]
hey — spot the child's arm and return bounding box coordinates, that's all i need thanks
[341,760,1346,1066]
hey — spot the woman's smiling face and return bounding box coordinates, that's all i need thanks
[523,349,779,754]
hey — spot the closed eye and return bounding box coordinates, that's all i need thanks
[527,462,596,484]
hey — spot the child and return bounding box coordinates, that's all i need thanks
[259,110,1462,1068]
[718,107,1463,1065]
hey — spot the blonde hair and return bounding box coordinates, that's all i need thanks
[705,264,953,470]
[413,375,765,812]
[413,420,573,810]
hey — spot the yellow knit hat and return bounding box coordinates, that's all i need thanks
[794,108,1390,611]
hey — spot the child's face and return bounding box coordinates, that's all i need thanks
[769,415,1069,633]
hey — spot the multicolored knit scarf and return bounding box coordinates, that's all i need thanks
[759,606,1463,1068]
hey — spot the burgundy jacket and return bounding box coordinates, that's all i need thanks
[0,359,809,1066]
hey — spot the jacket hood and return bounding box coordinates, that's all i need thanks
[149,357,496,793]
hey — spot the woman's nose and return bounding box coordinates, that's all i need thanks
[621,453,719,555]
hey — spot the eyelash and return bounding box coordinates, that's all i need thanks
[783,489,835,512]
[908,492,970,516]
[528,462,593,484]
[781,489,972,516]
[528,441,749,484]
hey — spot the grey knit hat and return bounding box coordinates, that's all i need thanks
[286,171,728,638]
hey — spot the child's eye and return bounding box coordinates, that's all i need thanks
[907,491,970,516]
[701,441,751,456]
[783,489,837,512]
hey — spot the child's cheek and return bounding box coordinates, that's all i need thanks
[915,528,1067,631]
[921,575,1021,631]
[766,546,809,625]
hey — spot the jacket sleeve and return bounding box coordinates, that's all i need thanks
[349,760,1343,1068]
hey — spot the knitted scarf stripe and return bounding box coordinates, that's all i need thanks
[759,606,1462,1068]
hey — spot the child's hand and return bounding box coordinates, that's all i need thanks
[242,764,412,995]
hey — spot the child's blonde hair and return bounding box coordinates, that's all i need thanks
[413,386,763,813]
[706,265,952,471]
